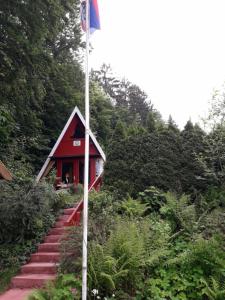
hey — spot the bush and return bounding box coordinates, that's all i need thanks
[88,190,118,244]
[0,178,57,243]
[143,237,225,300]
[28,274,81,300]
[160,192,197,234]
[88,219,148,298]
[59,226,82,275]
[138,186,166,214]
[117,196,147,217]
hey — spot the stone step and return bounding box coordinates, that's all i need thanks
[21,262,58,275]
[48,227,65,235]
[38,243,60,252]
[44,235,62,243]
[30,252,60,263]
[57,215,69,221]
[63,208,75,215]
[11,274,56,288]
[0,288,33,300]
[53,220,65,228]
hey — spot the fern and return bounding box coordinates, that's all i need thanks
[201,277,225,300]
[100,272,116,290]
[28,290,47,300]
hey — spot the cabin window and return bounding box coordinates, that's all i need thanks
[73,123,85,138]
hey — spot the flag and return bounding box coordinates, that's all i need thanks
[81,0,100,33]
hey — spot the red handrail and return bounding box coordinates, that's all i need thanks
[64,173,103,226]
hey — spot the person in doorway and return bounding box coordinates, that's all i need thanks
[65,172,70,184]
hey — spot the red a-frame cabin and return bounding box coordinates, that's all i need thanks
[36,107,105,189]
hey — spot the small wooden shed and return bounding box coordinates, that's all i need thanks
[0,161,13,181]
[36,106,105,189]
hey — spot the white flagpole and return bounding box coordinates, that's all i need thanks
[82,0,90,299]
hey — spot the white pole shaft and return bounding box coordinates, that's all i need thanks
[82,0,90,299]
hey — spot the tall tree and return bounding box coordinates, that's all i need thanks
[180,121,208,193]
[0,0,83,171]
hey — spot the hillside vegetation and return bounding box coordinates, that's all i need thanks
[1,1,225,299]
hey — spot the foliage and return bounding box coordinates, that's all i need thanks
[28,274,81,300]
[144,266,205,300]
[88,190,118,244]
[0,178,58,242]
[0,176,76,291]
[85,189,225,299]
[143,236,225,300]
[104,130,183,196]
[117,196,147,217]
[0,0,84,171]
[201,277,225,300]
[138,186,166,214]
[88,219,147,297]
[91,64,153,126]
[160,192,197,234]
[180,120,209,193]
[59,226,82,275]
[0,266,19,293]
[55,183,83,210]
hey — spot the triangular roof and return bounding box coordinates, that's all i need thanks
[36,106,106,182]
[0,161,12,181]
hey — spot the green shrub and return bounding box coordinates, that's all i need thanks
[88,190,118,244]
[70,183,84,199]
[54,190,76,210]
[160,192,197,234]
[88,219,148,297]
[0,266,19,293]
[28,274,81,300]
[143,236,225,300]
[0,178,57,242]
[144,266,205,300]
[59,226,82,274]
[118,196,147,217]
[201,277,225,300]
[138,186,166,214]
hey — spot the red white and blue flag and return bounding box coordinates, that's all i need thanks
[81,0,100,33]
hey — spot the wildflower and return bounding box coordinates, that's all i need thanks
[112,294,115,298]
[92,289,98,295]
[97,296,100,299]
[71,288,77,295]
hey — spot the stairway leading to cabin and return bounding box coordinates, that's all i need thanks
[0,208,75,300]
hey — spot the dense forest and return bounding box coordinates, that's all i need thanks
[0,1,225,299]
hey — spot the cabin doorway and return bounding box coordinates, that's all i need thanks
[62,162,74,184]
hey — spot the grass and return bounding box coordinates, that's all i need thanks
[0,266,19,294]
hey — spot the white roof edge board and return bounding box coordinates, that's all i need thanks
[36,106,106,182]
[36,157,51,183]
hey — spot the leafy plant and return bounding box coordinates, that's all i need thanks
[88,219,148,297]
[118,196,147,217]
[0,178,57,242]
[139,186,166,214]
[201,277,225,300]
[59,226,82,274]
[28,274,81,300]
[160,192,197,234]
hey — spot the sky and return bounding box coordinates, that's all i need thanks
[90,0,225,129]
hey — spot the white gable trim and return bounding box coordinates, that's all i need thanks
[36,106,106,182]
[36,157,51,183]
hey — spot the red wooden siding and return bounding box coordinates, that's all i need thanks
[53,115,100,158]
